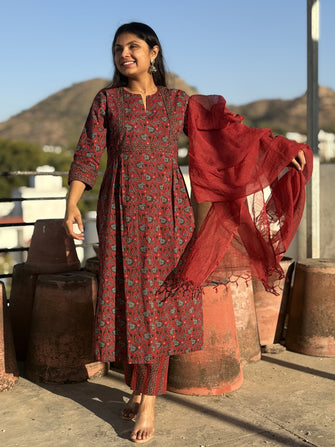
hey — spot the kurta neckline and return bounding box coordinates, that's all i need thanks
[122,86,160,98]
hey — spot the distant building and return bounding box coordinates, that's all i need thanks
[1,166,98,270]
[43,145,62,154]
[286,130,335,162]
[286,132,307,144]
[11,165,67,244]
[0,166,68,274]
[318,130,335,162]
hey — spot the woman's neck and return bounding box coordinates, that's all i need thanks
[126,78,157,95]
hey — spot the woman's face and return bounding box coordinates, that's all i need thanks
[114,32,158,80]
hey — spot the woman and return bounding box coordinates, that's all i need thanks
[64,22,311,444]
[64,22,201,444]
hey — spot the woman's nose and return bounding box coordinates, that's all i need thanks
[121,47,130,57]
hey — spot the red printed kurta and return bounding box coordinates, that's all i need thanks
[69,87,203,364]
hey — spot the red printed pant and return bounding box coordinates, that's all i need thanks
[123,356,169,396]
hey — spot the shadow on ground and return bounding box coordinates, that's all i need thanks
[36,367,311,446]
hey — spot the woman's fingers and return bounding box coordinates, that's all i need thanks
[291,150,306,171]
[64,207,85,240]
[65,220,85,240]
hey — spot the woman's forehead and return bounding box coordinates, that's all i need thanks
[114,32,145,46]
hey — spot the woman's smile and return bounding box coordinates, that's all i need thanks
[121,59,136,68]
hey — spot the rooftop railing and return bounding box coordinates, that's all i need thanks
[0,170,98,280]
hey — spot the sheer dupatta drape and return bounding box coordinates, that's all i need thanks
[176,94,313,294]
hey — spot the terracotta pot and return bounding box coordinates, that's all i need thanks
[85,257,100,277]
[25,271,105,383]
[0,282,19,391]
[9,263,38,361]
[231,278,261,365]
[26,219,80,274]
[253,257,295,346]
[168,284,243,395]
[286,259,335,357]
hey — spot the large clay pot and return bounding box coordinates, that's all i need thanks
[286,259,335,357]
[230,278,261,365]
[26,219,80,274]
[25,271,106,383]
[9,263,38,360]
[167,284,243,395]
[0,282,19,391]
[253,257,295,346]
[85,257,99,277]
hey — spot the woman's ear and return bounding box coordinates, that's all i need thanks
[151,45,159,60]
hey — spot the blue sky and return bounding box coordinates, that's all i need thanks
[1,0,334,123]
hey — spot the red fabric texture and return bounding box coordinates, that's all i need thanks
[180,94,313,293]
[123,356,169,395]
[69,87,203,363]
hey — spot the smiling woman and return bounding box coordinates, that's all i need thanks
[113,33,159,108]
[110,22,166,96]
[64,22,197,444]
[63,20,312,445]
[114,37,157,76]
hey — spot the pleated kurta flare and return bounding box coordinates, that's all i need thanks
[69,87,203,364]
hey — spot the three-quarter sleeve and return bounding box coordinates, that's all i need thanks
[174,90,189,136]
[68,90,107,190]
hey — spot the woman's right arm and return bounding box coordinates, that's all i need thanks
[64,90,108,240]
[64,180,86,240]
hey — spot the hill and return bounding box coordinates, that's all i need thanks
[0,79,334,148]
[229,86,335,135]
[0,74,198,148]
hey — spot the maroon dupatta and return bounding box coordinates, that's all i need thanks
[178,95,313,294]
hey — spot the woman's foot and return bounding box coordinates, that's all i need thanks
[122,391,142,421]
[130,395,155,443]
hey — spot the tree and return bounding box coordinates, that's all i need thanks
[0,139,45,198]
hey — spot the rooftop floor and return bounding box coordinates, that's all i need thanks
[1,349,334,447]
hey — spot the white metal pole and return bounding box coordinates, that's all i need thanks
[306,0,320,258]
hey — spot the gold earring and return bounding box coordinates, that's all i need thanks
[149,58,157,74]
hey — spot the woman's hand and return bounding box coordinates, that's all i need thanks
[63,180,86,240]
[64,204,84,240]
[291,149,306,172]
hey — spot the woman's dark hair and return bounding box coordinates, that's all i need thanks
[109,22,167,88]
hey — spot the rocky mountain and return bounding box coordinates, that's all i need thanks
[0,75,198,148]
[230,86,335,135]
[0,78,334,148]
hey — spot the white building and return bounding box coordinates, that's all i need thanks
[286,130,335,162]
[11,165,68,244]
[318,130,335,162]
[1,165,100,266]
